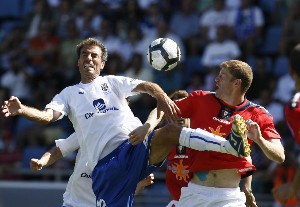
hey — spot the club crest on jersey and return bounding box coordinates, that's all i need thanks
[176,145,186,154]
[175,145,188,158]
[101,83,108,91]
[97,199,106,207]
[221,108,232,120]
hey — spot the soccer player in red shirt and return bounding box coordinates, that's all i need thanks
[166,90,256,207]
[272,44,300,205]
[172,60,284,206]
[132,60,284,206]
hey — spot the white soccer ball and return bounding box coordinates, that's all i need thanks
[147,38,181,71]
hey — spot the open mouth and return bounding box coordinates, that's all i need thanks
[84,63,93,69]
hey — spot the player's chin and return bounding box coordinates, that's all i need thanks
[215,88,224,100]
[215,87,220,96]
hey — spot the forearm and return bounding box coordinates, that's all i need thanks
[242,175,252,192]
[20,105,54,124]
[256,138,285,163]
[242,175,257,207]
[144,108,163,131]
[133,82,167,99]
[40,147,63,167]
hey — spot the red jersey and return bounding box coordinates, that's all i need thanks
[285,92,300,146]
[166,145,194,200]
[174,90,281,174]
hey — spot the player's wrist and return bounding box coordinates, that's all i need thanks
[155,92,168,100]
[143,123,152,133]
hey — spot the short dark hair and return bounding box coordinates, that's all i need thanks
[289,44,300,77]
[76,38,108,62]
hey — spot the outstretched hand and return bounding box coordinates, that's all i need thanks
[1,96,22,117]
[30,158,44,172]
[156,93,180,123]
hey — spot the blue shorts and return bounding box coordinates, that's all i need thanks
[91,131,160,207]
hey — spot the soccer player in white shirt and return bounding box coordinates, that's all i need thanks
[2,38,250,206]
[30,133,154,207]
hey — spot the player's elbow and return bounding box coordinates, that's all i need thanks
[274,152,285,164]
[277,153,285,164]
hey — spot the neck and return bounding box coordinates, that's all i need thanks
[218,94,245,106]
[81,76,98,84]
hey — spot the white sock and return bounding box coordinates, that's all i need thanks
[179,127,238,156]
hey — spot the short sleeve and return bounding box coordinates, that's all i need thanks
[55,133,79,157]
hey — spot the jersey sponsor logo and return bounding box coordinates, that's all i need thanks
[213,117,231,125]
[174,154,188,158]
[167,159,190,183]
[93,98,106,111]
[81,172,91,179]
[85,112,94,119]
[85,98,119,119]
[97,199,106,207]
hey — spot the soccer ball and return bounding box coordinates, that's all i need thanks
[147,38,181,71]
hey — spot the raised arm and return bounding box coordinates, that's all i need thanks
[1,96,61,124]
[133,82,180,123]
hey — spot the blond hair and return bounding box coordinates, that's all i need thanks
[220,60,253,93]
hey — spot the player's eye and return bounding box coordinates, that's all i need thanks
[92,54,99,58]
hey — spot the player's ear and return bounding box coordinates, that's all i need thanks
[234,78,242,87]
[100,61,105,71]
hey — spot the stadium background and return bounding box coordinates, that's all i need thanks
[0,0,299,206]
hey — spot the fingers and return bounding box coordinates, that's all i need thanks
[161,105,178,123]
[128,131,144,146]
[1,97,19,117]
[149,173,154,183]
[245,120,259,129]
[168,102,179,122]
[157,96,179,123]
[144,173,155,186]
[30,159,43,171]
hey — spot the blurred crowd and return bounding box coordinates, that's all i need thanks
[0,0,299,201]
